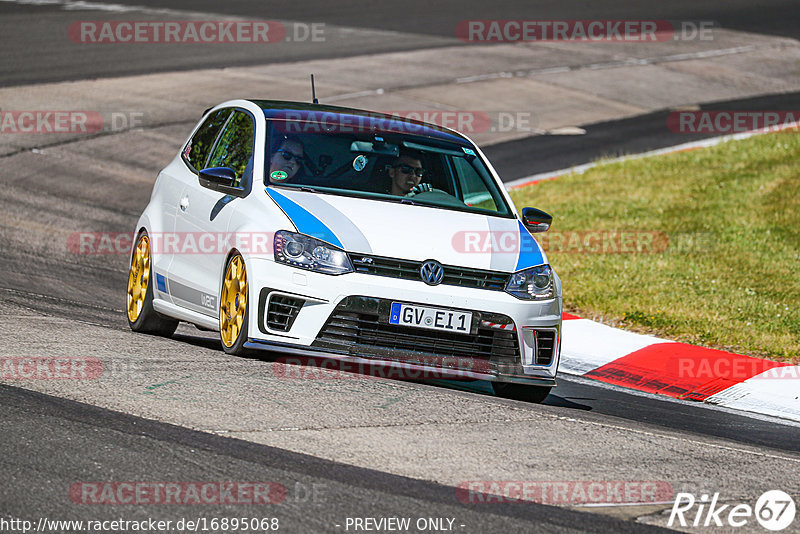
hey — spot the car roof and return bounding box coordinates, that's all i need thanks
[248,99,470,144]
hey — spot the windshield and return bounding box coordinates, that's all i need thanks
[264,119,512,217]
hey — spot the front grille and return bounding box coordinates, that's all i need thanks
[352,256,419,279]
[534,329,557,365]
[442,266,508,291]
[313,297,520,365]
[266,294,304,331]
[351,254,508,291]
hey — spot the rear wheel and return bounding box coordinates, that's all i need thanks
[219,253,249,355]
[126,232,178,336]
[492,382,551,403]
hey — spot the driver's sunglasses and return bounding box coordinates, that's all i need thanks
[277,149,304,163]
[393,164,425,177]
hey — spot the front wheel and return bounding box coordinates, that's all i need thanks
[492,382,551,403]
[126,232,178,336]
[219,253,250,355]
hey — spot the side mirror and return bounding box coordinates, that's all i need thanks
[521,207,552,233]
[198,167,245,197]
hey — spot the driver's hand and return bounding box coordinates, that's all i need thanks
[407,183,434,196]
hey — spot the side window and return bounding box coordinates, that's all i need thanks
[452,157,498,212]
[206,110,255,185]
[183,108,232,172]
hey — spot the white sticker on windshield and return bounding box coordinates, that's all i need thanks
[462,147,476,156]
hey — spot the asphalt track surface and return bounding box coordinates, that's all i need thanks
[485,90,800,180]
[1,1,799,532]
[1,384,671,533]
[2,0,799,87]
[15,0,799,40]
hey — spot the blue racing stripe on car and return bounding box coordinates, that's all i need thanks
[514,221,546,271]
[156,272,167,293]
[276,189,373,253]
[266,188,344,248]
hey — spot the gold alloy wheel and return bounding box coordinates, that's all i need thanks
[126,234,151,323]
[220,255,247,347]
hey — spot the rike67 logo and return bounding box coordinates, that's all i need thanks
[669,490,796,531]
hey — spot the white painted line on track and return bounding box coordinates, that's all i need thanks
[324,88,386,103]
[457,45,758,84]
[0,0,240,17]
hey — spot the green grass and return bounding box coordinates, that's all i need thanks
[510,132,800,362]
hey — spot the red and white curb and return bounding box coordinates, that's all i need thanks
[505,125,800,422]
[559,314,800,422]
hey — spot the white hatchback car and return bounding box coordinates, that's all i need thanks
[126,100,562,402]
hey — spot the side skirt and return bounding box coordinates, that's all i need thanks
[153,299,219,331]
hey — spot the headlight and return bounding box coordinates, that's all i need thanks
[274,230,353,275]
[505,264,554,300]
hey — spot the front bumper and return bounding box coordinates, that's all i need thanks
[244,258,561,385]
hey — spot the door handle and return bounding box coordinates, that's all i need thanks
[179,195,189,212]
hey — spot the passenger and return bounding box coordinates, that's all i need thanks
[268,137,305,184]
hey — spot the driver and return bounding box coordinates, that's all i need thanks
[387,153,434,196]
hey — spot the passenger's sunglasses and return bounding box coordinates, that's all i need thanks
[393,164,425,177]
[277,149,304,163]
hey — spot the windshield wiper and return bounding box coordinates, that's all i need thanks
[267,184,320,194]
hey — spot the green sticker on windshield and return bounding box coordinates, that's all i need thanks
[270,170,289,181]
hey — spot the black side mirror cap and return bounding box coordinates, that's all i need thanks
[521,207,552,233]
[198,167,245,197]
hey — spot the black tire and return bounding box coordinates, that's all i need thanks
[492,382,551,403]
[126,231,179,337]
[219,253,250,356]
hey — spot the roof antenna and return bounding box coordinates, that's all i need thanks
[310,74,319,104]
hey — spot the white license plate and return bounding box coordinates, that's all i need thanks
[389,303,472,333]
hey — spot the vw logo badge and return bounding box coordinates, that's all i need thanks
[420,260,444,286]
